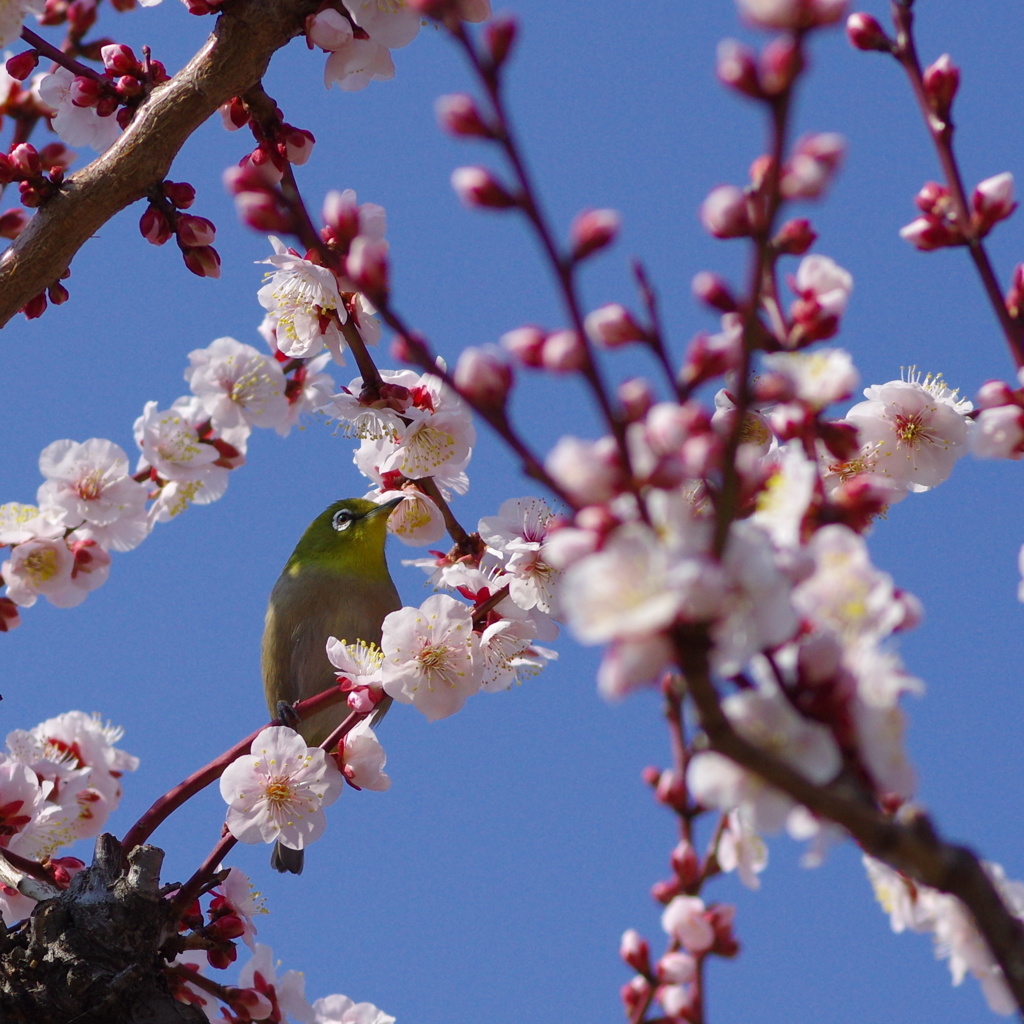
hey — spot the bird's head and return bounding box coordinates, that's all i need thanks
[286,496,404,579]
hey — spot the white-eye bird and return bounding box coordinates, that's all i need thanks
[262,496,403,874]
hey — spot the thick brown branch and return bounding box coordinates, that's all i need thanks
[0,0,319,325]
[675,631,1024,1012]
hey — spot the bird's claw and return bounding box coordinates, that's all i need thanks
[276,700,301,729]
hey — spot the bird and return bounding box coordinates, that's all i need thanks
[261,496,403,874]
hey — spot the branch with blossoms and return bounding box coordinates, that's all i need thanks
[372,1,1024,1020]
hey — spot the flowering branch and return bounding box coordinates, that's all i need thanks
[0,0,318,324]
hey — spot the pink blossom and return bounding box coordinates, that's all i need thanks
[380,595,482,721]
[36,438,150,552]
[324,38,396,91]
[661,896,714,954]
[220,726,344,853]
[312,993,396,1024]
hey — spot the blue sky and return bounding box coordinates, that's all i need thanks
[3,1,1024,1022]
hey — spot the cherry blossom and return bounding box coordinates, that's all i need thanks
[220,726,344,853]
[843,369,972,494]
[312,993,396,1024]
[258,237,346,359]
[184,336,289,432]
[340,719,390,791]
[36,438,150,552]
[34,68,121,152]
[237,944,315,1024]
[380,594,482,721]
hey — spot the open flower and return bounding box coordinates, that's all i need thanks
[220,727,344,853]
[380,595,481,721]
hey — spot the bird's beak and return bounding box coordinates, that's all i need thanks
[367,495,406,519]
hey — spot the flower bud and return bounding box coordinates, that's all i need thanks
[584,303,644,347]
[453,345,513,410]
[922,53,959,121]
[972,172,1016,235]
[346,235,390,305]
[182,245,221,279]
[101,42,139,75]
[760,35,803,95]
[282,125,315,165]
[435,93,493,138]
[846,12,890,51]
[176,213,216,247]
[570,207,620,261]
[774,217,816,254]
[691,271,737,313]
[451,166,517,209]
[163,181,196,209]
[306,7,354,50]
[700,184,751,239]
[540,329,586,372]
[618,378,654,422]
[620,976,651,1016]
[716,39,762,98]
[619,930,651,974]
[0,207,29,240]
[500,325,546,367]
[5,50,38,80]
[485,15,517,67]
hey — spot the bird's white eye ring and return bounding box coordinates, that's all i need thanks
[332,509,357,532]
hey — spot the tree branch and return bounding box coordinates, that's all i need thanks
[0,0,319,325]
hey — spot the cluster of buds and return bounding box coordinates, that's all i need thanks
[900,172,1016,250]
[139,179,221,278]
[0,141,68,209]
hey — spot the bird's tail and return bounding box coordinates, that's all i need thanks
[271,841,304,874]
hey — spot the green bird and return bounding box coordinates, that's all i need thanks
[262,496,403,874]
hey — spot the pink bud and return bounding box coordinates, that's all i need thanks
[5,50,38,80]
[47,280,70,305]
[220,97,250,131]
[69,75,103,109]
[716,39,762,98]
[9,143,40,176]
[346,235,390,303]
[657,951,697,986]
[975,380,1017,409]
[781,133,845,199]
[182,245,221,278]
[67,0,97,34]
[453,345,512,409]
[846,12,890,51]
[0,207,29,240]
[691,271,737,313]
[760,35,803,95]
[570,208,620,261]
[584,303,644,347]
[500,325,547,367]
[22,292,47,319]
[435,93,493,138]
[139,206,172,245]
[620,976,651,1015]
[484,15,517,67]
[164,180,196,209]
[899,215,961,250]
[451,166,517,209]
[774,217,817,254]
[306,7,354,50]
[670,841,701,886]
[700,184,751,239]
[922,53,959,120]
[101,42,139,74]
[1007,263,1024,318]
[618,378,654,422]
[234,190,291,232]
[540,329,586,372]
[282,125,315,165]
[176,213,216,247]
[972,172,1016,234]
[619,930,651,974]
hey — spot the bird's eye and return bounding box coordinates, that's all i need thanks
[332,509,357,532]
